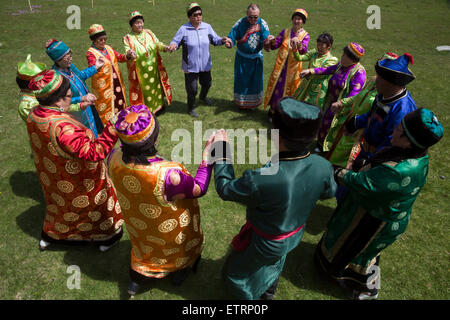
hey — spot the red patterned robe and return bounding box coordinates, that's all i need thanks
[26,106,123,243]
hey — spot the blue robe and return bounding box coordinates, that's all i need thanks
[215,150,336,299]
[227,17,270,108]
[53,63,103,137]
[356,90,416,158]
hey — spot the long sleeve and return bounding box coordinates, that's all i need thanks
[270,29,286,50]
[227,18,242,46]
[293,48,316,61]
[164,162,213,200]
[86,51,96,67]
[57,121,118,162]
[71,63,97,81]
[298,33,309,54]
[312,63,339,75]
[208,24,224,46]
[343,68,366,101]
[113,48,127,63]
[214,162,260,208]
[170,26,184,47]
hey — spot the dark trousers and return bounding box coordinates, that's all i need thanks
[184,71,212,110]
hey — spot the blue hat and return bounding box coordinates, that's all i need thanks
[375,53,415,86]
[402,108,444,149]
[272,97,322,144]
[46,39,71,62]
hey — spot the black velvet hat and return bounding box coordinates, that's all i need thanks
[272,97,322,144]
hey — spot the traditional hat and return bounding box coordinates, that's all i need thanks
[46,39,71,62]
[88,24,105,37]
[129,10,144,22]
[401,108,443,149]
[375,53,415,86]
[187,2,201,13]
[28,70,64,98]
[292,8,308,21]
[115,105,159,146]
[17,54,46,81]
[272,97,322,144]
[346,42,365,59]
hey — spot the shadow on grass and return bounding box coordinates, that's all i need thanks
[10,170,46,240]
[282,241,348,300]
[305,204,335,236]
[162,98,272,129]
[62,241,230,300]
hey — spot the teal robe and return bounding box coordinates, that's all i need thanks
[215,151,336,299]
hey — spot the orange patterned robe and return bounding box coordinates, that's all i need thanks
[26,106,123,242]
[107,149,203,278]
[87,45,128,125]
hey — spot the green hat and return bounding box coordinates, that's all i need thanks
[272,97,322,144]
[401,108,444,149]
[187,2,201,13]
[129,10,144,22]
[17,54,46,81]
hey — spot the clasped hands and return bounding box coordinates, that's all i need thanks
[202,129,229,164]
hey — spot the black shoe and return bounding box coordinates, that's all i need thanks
[128,281,140,296]
[200,97,213,106]
[171,267,192,286]
[189,110,199,117]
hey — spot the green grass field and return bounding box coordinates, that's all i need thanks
[0,0,449,300]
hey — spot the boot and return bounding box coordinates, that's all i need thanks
[188,97,198,117]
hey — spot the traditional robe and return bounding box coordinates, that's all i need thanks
[26,106,123,243]
[215,150,336,299]
[123,29,172,114]
[227,17,270,109]
[107,150,211,279]
[316,156,429,294]
[293,49,339,108]
[264,28,309,110]
[87,45,128,125]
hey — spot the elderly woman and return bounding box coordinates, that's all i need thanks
[168,2,226,117]
[263,8,310,116]
[26,70,123,251]
[107,104,214,296]
[87,24,134,125]
[315,108,444,300]
[46,39,105,138]
[293,33,339,109]
[300,42,366,152]
[123,11,172,114]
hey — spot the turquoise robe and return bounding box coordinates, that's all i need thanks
[53,63,103,137]
[215,150,337,299]
[227,17,270,108]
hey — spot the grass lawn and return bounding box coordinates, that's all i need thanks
[0,0,449,300]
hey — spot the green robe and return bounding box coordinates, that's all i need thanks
[293,49,339,108]
[215,151,336,299]
[318,156,429,282]
[327,79,377,167]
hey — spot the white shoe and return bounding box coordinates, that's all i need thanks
[99,239,119,252]
[353,290,379,300]
[39,239,51,251]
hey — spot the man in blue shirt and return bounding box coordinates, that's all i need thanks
[345,53,417,170]
[169,2,227,117]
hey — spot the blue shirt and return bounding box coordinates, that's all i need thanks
[356,90,417,152]
[170,22,223,73]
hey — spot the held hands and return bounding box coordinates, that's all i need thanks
[223,37,233,48]
[299,69,312,79]
[81,93,97,105]
[202,129,229,164]
[95,56,105,70]
[167,44,178,53]
[330,100,344,114]
[263,35,275,51]
[290,37,301,51]
[126,49,137,60]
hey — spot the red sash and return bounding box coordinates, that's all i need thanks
[232,220,304,251]
[238,24,261,45]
